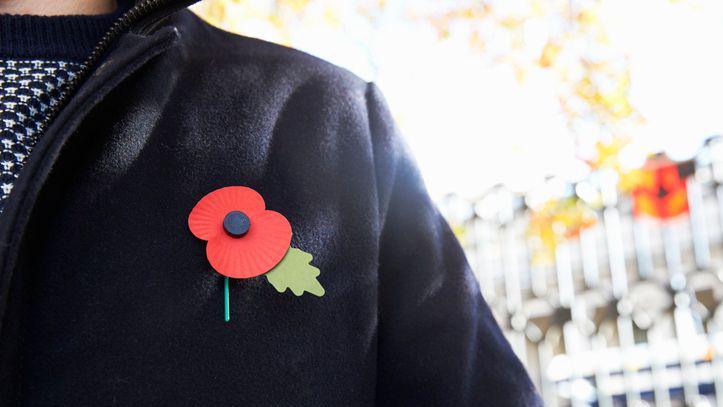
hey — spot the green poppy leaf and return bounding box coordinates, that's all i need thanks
[265,248,325,297]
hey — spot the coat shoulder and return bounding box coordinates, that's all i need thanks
[170,9,368,94]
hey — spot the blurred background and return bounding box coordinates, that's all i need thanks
[192,1,723,405]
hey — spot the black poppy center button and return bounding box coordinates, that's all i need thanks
[223,211,251,237]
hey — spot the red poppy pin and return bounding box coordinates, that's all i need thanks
[188,186,325,322]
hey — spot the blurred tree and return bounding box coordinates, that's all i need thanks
[527,196,597,266]
[192,0,375,46]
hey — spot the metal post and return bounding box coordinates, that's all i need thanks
[579,227,600,288]
[687,177,711,270]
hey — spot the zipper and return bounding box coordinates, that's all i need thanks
[38,0,178,137]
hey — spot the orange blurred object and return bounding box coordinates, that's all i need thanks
[631,153,693,220]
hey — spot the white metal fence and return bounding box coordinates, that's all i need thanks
[446,140,723,406]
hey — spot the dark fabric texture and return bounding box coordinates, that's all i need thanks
[0,60,83,210]
[0,5,541,406]
[0,4,128,61]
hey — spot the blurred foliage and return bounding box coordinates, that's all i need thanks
[527,196,597,266]
[192,0,385,45]
[582,137,630,172]
[426,1,647,176]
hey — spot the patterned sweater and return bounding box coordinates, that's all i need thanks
[0,10,122,211]
[0,60,82,202]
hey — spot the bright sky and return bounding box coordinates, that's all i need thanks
[608,0,723,160]
[198,0,723,200]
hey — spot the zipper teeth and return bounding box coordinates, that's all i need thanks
[39,0,167,133]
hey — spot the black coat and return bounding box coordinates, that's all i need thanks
[0,2,540,406]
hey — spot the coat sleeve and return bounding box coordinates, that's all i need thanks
[366,82,541,406]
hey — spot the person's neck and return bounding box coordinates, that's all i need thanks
[0,0,118,16]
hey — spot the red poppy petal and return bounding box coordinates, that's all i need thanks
[188,186,266,240]
[206,210,292,278]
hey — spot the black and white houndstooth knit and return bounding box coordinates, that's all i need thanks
[0,9,123,212]
[0,59,82,204]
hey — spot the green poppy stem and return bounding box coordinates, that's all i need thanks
[224,277,230,322]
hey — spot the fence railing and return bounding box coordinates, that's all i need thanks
[446,142,723,406]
